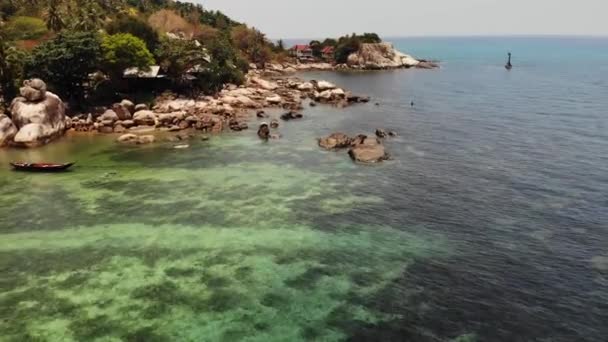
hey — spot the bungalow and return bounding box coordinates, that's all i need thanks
[321,46,335,61]
[289,45,314,61]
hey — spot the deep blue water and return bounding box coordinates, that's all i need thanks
[298,36,608,341]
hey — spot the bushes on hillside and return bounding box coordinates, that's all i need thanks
[106,15,160,52]
[231,25,273,67]
[5,16,48,41]
[148,9,198,38]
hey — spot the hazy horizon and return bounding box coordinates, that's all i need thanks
[193,0,608,39]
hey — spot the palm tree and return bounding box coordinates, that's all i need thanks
[45,0,65,32]
[71,0,104,31]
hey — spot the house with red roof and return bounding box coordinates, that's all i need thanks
[289,45,314,61]
[321,46,335,61]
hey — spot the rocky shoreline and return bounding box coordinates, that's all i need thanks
[70,72,370,139]
[0,42,437,163]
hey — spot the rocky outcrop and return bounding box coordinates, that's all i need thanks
[346,43,437,70]
[318,132,353,149]
[349,136,389,163]
[6,79,68,148]
[318,132,390,163]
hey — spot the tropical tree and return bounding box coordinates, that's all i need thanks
[155,37,209,86]
[101,33,154,81]
[25,30,103,103]
[71,0,105,31]
[106,15,160,52]
[198,35,246,92]
[0,27,27,105]
[309,40,322,58]
[44,0,64,32]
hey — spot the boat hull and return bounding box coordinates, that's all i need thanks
[10,162,75,172]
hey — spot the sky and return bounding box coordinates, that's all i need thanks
[192,0,608,39]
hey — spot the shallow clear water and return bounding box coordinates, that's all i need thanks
[1,37,608,341]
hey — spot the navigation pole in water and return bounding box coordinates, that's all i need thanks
[505,52,513,70]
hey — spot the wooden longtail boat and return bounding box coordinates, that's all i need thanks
[10,162,75,172]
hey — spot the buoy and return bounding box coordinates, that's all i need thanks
[505,52,513,70]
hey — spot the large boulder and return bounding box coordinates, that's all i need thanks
[113,103,132,120]
[316,81,337,91]
[99,109,120,123]
[19,78,47,102]
[0,114,18,147]
[251,77,279,90]
[318,133,353,150]
[134,103,148,112]
[133,110,157,126]
[9,84,67,147]
[348,136,389,163]
[266,95,283,105]
[120,99,135,115]
[297,82,314,91]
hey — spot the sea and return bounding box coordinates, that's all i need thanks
[0,37,607,341]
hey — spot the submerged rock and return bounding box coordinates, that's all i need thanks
[376,129,387,139]
[318,133,353,150]
[280,111,303,121]
[348,136,389,163]
[258,122,270,140]
[117,133,156,145]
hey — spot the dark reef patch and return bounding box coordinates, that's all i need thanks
[285,266,332,289]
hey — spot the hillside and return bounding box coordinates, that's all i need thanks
[0,0,284,110]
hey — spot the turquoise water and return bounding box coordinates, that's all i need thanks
[1,37,608,341]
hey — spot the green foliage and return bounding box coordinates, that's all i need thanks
[106,15,160,52]
[359,32,382,44]
[334,33,382,64]
[309,40,322,58]
[70,0,106,31]
[25,30,103,102]
[0,30,27,104]
[44,0,65,32]
[101,33,155,80]
[4,16,48,40]
[155,37,209,85]
[195,35,246,93]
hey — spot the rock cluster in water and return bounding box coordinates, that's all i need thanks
[319,130,396,163]
[0,79,68,148]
